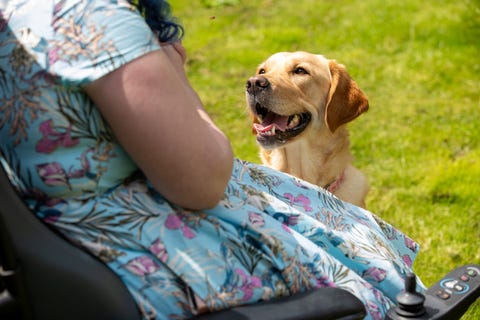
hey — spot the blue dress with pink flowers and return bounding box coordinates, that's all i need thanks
[0,1,424,319]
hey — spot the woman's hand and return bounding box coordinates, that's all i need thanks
[84,48,234,210]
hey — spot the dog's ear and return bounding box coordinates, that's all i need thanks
[325,60,369,133]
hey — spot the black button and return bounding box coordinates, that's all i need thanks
[436,290,450,300]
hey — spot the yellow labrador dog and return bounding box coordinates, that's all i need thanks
[246,51,369,208]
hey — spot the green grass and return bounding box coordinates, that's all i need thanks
[174,1,479,317]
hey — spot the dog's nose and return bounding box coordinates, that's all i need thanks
[246,76,270,93]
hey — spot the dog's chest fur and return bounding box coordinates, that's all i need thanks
[261,128,351,187]
[260,127,368,208]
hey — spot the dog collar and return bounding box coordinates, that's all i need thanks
[324,170,345,193]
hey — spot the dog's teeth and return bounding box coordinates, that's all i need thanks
[260,125,276,136]
[264,127,275,136]
[288,115,300,128]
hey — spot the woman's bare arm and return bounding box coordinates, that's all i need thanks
[84,46,233,210]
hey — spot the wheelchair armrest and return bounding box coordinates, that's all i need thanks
[0,162,141,320]
[196,287,366,320]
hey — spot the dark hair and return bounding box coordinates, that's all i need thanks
[130,0,184,43]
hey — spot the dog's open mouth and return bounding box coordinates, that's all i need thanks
[253,104,311,146]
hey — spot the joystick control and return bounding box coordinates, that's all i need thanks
[386,273,426,319]
[386,264,480,320]
[396,273,426,317]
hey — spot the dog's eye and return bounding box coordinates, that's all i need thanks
[258,68,266,74]
[293,67,308,75]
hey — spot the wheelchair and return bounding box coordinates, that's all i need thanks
[0,160,478,319]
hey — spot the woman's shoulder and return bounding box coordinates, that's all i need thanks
[2,0,161,85]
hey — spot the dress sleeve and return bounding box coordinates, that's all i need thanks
[47,0,161,85]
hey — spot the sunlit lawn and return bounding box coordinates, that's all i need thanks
[174,1,479,318]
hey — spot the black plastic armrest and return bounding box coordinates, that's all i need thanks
[195,287,366,320]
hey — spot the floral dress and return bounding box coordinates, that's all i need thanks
[0,1,424,319]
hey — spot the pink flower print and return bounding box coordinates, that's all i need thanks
[0,11,10,32]
[281,223,292,234]
[235,268,262,301]
[124,256,159,276]
[283,193,312,212]
[53,0,66,15]
[165,214,182,229]
[48,47,60,66]
[294,194,312,211]
[52,0,67,30]
[35,120,79,154]
[362,267,387,283]
[36,162,69,188]
[315,274,335,288]
[372,286,387,305]
[149,239,168,263]
[181,225,195,239]
[66,147,94,179]
[284,193,295,203]
[43,209,62,224]
[404,236,417,252]
[67,167,86,179]
[287,214,299,226]
[402,254,413,268]
[43,197,64,207]
[31,70,56,85]
[366,301,383,320]
[165,214,196,239]
[251,276,262,287]
[273,212,299,228]
[248,212,265,228]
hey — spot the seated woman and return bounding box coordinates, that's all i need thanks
[0,1,424,319]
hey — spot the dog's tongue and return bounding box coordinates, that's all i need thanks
[253,112,289,133]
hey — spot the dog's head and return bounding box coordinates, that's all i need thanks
[246,51,369,149]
